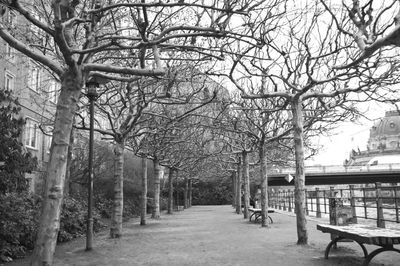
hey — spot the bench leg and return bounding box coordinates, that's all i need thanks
[324,236,368,259]
[363,246,400,266]
[252,213,272,224]
[255,214,272,224]
[249,212,255,222]
[325,236,345,259]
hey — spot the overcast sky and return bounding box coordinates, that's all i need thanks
[308,103,392,166]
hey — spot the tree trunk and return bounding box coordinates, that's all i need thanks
[140,156,148,226]
[184,177,188,209]
[236,157,242,214]
[231,171,236,208]
[259,141,269,227]
[242,150,250,219]
[167,168,174,214]
[175,171,179,209]
[64,126,74,197]
[188,178,192,207]
[292,98,308,245]
[110,140,125,238]
[151,159,161,219]
[31,69,82,266]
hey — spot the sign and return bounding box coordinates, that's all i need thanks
[285,174,293,183]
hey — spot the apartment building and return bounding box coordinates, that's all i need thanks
[1,7,60,193]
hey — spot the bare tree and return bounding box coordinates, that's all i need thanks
[232,99,294,227]
[226,2,396,244]
[0,0,264,263]
[321,1,400,70]
[76,76,176,238]
[140,154,148,225]
[128,65,223,216]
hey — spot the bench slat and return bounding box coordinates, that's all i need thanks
[317,224,400,246]
[248,208,275,213]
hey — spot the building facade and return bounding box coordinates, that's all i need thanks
[1,6,60,193]
[346,110,400,166]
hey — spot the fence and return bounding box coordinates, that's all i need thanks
[270,163,400,175]
[268,182,400,228]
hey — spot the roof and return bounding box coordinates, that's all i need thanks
[370,110,400,138]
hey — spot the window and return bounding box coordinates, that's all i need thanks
[30,11,46,46]
[47,80,60,103]
[5,43,15,62]
[7,10,16,27]
[43,126,53,153]
[5,71,14,91]
[24,118,38,149]
[45,134,52,153]
[28,62,41,92]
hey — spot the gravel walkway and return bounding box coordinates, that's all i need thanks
[9,205,399,265]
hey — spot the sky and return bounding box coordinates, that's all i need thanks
[308,103,391,166]
[309,121,371,166]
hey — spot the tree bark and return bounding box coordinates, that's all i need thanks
[259,142,269,227]
[184,177,188,209]
[151,159,161,219]
[235,157,242,214]
[175,171,179,208]
[140,156,148,226]
[188,178,192,207]
[110,140,125,238]
[167,168,174,214]
[30,69,82,266]
[242,150,250,219]
[64,126,74,197]
[291,98,308,245]
[231,171,236,208]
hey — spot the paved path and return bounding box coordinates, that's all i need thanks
[11,205,399,265]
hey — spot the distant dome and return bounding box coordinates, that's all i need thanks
[370,110,400,138]
[346,110,400,166]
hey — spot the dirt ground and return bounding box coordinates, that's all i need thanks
[8,205,400,266]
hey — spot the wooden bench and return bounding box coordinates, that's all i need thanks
[248,208,274,223]
[317,223,400,265]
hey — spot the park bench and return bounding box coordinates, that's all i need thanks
[317,223,400,266]
[248,207,274,223]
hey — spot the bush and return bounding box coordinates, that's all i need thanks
[122,198,140,221]
[95,194,141,221]
[95,196,114,218]
[191,179,232,205]
[58,197,106,243]
[0,89,37,195]
[0,193,107,262]
[0,193,40,262]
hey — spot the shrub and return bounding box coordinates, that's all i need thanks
[0,193,107,262]
[58,197,106,243]
[191,179,232,205]
[95,194,142,221]
[0,193,40,262]
[0,89,37,195]
[95,196,114,218]
[122,198,140,221]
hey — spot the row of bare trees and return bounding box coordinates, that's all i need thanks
[210,0,400,245]
[1,0,400,264]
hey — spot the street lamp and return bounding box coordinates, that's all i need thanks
[85,80,98,251]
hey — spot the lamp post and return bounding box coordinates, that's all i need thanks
[86,80,98,251]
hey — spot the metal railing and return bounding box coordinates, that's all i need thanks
[268,164,400,175]
[268,183,400,228]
